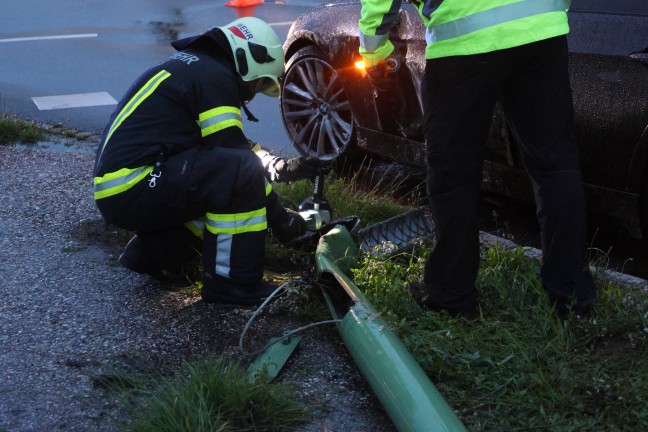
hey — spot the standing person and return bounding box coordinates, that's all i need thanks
[358,0,596,318]
[94,17,325,306]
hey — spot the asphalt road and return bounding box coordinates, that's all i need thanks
[1,0,319,157]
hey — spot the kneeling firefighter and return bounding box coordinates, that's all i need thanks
[93,17,326,305]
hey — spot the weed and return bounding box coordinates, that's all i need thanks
[108,355,309,432]
[0,114,45,145]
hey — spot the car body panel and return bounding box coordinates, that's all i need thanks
[282,0,648,237]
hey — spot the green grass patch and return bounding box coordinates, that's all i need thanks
[353,244,648,431]
[107,355,309,432]
[0,114,46,145]
[273,174,409,229]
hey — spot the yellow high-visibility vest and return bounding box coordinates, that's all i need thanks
[359,0,570,63]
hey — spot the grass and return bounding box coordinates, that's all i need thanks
[0,114,99,146]
[273,170,410,229]
[353,244,648,431]
[0,114,46,145]
[102,355,308,432]
[104,174,648,431]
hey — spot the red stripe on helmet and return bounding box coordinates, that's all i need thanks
[228,26,247,40]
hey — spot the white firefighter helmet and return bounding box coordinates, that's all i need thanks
[218,17,284,97]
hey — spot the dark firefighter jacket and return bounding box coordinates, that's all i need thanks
[93,30,256,200]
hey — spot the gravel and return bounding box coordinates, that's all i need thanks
[0,140,396,432]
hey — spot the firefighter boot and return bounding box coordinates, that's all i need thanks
[201,273,279,306]
[118,230,200,281]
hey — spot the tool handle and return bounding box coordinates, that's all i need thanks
[313,174,325,201]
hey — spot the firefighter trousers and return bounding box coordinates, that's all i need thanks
[95,145,286,293]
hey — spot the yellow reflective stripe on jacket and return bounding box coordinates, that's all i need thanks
[205,208,267,235]
[93,166,153,199]
[99,70,171,157]
[198,106,242,137]
[265,179,272,196]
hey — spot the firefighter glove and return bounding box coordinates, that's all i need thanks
[272,209,307,244]
[274,156,331,182]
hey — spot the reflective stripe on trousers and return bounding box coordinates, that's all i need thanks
[206,207,267,278]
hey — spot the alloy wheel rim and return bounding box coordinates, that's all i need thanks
[281,57,353,160]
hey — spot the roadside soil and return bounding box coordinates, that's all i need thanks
[0,139,396,432]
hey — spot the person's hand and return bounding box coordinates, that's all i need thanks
[366,57,401,93]
[272,209,307,244]
[274,156,331,182]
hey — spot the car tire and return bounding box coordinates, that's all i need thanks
[280,46,356,161]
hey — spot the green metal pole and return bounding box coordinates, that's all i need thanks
[316,226,467,432]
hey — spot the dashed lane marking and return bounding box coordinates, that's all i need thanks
[0,33,98,43]
[32,92,117,110]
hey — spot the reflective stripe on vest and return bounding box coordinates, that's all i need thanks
[358,0,400,52]
[93,166,153,200]
[426,0,567,44]
[198,106,242,137]
[359,33,390,53]
[99,70,171,158]
[205,208,267,235]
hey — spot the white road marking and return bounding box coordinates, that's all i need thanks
[269,21,294,27]
[0,33,98,43]
[32,92,117,110]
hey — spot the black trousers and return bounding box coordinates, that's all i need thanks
[421,35,596,313]
[96,145,286,290]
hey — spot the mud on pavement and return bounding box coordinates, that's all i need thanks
[0,142,396,432]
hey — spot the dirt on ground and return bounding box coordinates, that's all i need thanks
[0,141,396,432]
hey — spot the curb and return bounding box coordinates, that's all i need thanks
[479,232,648,293]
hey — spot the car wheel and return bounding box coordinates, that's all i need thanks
[281,46,355,161]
